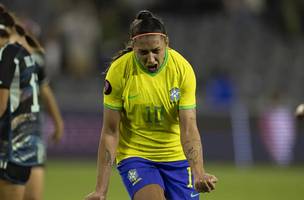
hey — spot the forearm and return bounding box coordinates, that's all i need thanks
[0,89,9,117]
[95,130,119,195]
[0,103,6,117]
[181,129,205,176]
[40,85,63,127]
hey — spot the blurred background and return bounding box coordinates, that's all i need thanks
[2,0,304,199]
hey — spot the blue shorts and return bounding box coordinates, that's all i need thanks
[117,157,200,200]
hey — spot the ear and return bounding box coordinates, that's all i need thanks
[165,36,169,46]
[130,39,135,48]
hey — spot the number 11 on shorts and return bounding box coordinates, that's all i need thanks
[187,167,193,188]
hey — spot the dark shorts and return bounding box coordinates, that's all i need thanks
[117,157,200,200]
[0,161,31,185]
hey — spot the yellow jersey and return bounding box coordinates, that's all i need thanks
[104,48,196,163]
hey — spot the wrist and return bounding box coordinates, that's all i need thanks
[94,188,107,196]
[191,167,205,178]
[95,180,108,195]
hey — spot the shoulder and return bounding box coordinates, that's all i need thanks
[167,48,194,73]
[107,51,134,77]
[32,52,45,67]
[0,43,20,60]
[2,43,31,61]
[5,43,24,53]
[168,48,186,59]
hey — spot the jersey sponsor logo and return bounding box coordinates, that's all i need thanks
[169,87,180,102]
[127,169,142,186]
[190,192,200,198]
[104,79,112,95]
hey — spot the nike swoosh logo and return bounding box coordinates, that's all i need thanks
[190,192,200,198]
[128,94,139,99]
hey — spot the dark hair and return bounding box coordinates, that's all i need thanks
[15,24,26,36]
[0,12,14,38]
[111,10,166,63]
[129,10,166,38]
[0,30,9,38]
[25,34,44,53]
[25,35,38,47]
[0,12,15,28]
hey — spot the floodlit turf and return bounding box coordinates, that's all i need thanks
[44,159,128,200]
[44,160,304,200]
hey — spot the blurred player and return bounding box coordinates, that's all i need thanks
[295,103,304,119]
[259,92,296,166]
[10,24,64,200]
[0,4,5,13]
[86,10,217,200]
[0,11,39,200]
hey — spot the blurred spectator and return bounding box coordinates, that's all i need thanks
[223,0,265,16]
[259,91,296,166]
[57,1,101,79]
[44,28,63,79]
[264,0,304,37]
[205,68,235,111]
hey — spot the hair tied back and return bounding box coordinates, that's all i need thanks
[136,10,153,20]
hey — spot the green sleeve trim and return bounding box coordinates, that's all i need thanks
[178,104,196,110]
[104,103,122,111]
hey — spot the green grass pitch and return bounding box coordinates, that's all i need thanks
[44,160,304,200]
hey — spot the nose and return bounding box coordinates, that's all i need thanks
[147,52,155,64]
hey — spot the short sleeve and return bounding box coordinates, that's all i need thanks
[33,52,48,85]
[179,63,196,110]
[37,65,48,85]
[0,45,18,89]
[103,63,124,110]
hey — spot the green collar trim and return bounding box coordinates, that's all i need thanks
[134,48,168,76]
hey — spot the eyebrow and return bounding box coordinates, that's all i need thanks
[138,47,160,52]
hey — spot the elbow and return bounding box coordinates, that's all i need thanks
[101,126,120,138]
[180,127,201,143]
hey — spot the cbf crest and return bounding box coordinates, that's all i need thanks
[169,87,180,103]
[127,169,142,186]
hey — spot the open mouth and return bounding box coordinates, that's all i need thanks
[147,64,158,72]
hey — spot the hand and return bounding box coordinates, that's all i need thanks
[84,192,106,200]
[194,173,218,193]
[51,123,64,143]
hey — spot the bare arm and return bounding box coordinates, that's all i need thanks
[0,88,9,117]
[179,109,204,177]
[179,109,217,193]
[40,84,64,142]
[86,108,121,200]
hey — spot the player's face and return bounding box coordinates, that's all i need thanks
[133,35,167,73]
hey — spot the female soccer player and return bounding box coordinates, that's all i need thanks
[10,24,64,200]
[85,10,217,200]
[0,11,40,200]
